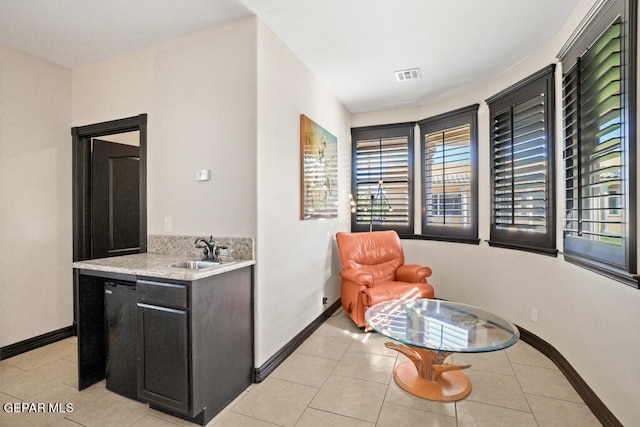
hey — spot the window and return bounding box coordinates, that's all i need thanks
[486,66,557,255]
[558,0,637,286]
[350,123,414,234]
[608,189,621,215]
[419,105,479,243]
[432,193,463,217]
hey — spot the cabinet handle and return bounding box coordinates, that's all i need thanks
[137,303,186,314]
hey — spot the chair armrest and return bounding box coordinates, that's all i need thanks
[396,264,432,283]
[340,269,374,287]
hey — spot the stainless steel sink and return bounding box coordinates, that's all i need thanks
[168,261,220,269]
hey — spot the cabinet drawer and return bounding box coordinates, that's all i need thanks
[136,280,187,309]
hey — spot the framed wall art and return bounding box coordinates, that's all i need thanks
[300,114,338,219]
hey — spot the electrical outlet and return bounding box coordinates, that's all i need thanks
[531,307,538,323]
[322,297,328,305]
[164,217,172,232]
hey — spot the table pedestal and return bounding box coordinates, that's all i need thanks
[385,341,471,401]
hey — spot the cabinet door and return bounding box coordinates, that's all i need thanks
[137,303,189,413]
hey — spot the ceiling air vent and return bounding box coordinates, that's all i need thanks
[395,68,421,81]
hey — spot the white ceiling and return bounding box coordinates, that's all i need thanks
[0,0,582,113]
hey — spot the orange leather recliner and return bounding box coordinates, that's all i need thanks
[336,230,435,328]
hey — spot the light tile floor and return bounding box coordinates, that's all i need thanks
[0,310,602,426]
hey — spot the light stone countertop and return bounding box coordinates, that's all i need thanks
[73,252,255,281]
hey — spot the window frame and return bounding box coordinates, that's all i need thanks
[486,65,558,256]
[558,0,638,287]
[350,122,415,234]
[418,104,479,244]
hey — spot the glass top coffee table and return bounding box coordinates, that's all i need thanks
[365,298,519,401]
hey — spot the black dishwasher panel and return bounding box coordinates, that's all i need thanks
[104,281,139,400]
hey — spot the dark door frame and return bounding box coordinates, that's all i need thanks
[72,114,147,262]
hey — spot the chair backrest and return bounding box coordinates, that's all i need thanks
[335,231,405,282]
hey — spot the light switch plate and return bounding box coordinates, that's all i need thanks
[196,169,211,181]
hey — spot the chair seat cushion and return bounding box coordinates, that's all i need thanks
[363,281,435,307]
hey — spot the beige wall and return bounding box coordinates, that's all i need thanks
[71,16,351,369]
[72,17,258,238]
[99,131,140,147]
[254,20,351,366]
[0,44,72,346]
[353,0,640,424]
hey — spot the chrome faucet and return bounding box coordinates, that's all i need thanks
[194,236,217,261]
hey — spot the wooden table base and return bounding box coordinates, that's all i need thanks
[393,361,471,401]
[385,341,472,402]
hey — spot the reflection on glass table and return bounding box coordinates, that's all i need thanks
[365,299,519,401]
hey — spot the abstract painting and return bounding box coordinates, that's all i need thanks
[300,115,338,219]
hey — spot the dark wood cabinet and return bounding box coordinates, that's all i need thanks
[74,265,254,426]
[137,300,189,412]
